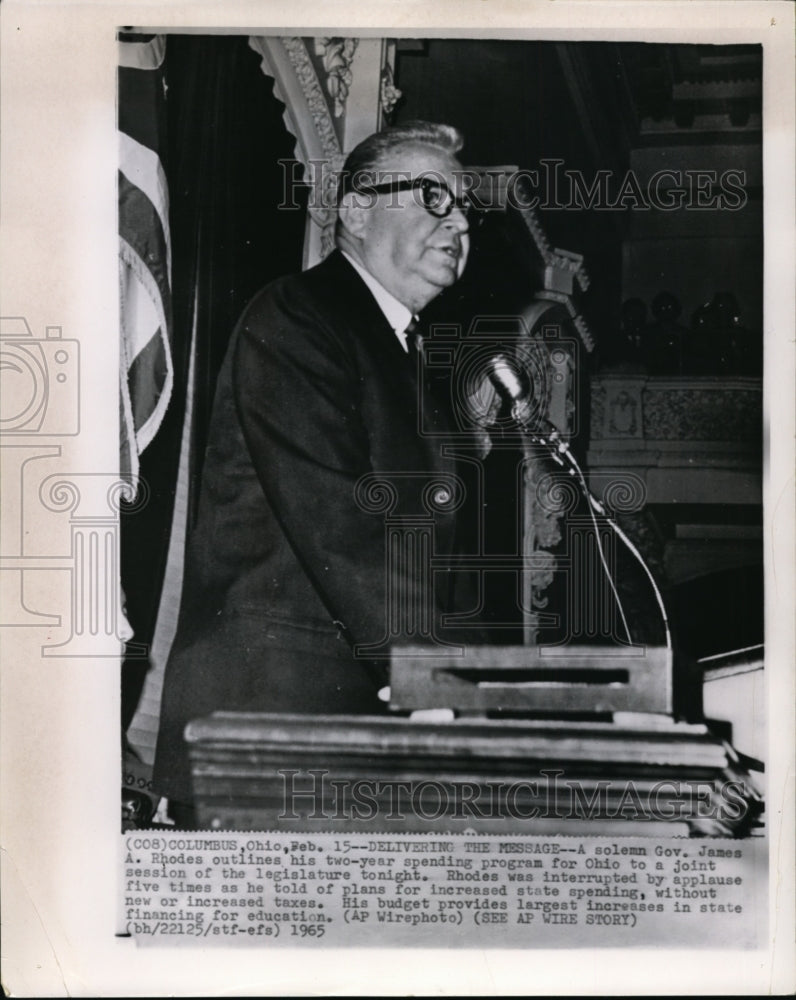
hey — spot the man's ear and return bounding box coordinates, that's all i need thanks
[337,192,370,240]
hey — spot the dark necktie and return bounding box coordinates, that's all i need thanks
[405,316,423,369]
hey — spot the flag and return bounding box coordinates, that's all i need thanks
[118,33,172,485]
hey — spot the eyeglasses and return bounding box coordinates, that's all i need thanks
[350,176,483,226]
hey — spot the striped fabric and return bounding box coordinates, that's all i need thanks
[118,33,173,484]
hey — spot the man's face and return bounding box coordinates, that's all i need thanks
[350,143,470,313]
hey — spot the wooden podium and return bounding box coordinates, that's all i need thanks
[185,645,762,837]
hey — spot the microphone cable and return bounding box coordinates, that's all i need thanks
[487,355,672,652]
[528,418,671,654]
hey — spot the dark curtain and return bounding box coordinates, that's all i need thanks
[121,35,308,729]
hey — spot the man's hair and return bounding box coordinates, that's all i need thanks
[336,120,464,204]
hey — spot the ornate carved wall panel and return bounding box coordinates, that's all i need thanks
[248,36,397,267]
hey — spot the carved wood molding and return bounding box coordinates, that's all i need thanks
[380,58,402,118]
[590,375,762,444]
[249,36,399,266]
[248,36,343,262]
[313,37,359,118]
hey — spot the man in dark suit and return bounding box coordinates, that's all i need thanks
[153,121,481,814]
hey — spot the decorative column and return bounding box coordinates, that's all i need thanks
[38,474,147,657]
[530,469,651,649]
[511,303,584,643]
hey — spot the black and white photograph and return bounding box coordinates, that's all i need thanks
[1,0,794,994]
[121,35,767,828]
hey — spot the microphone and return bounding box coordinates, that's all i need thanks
[485,354,535,431]
[485,354,567,465]
[485,355,527,404]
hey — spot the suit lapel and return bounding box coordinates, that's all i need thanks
[321,251,407,360]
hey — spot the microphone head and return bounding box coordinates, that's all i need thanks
[484,354,537,433]
[485,354,530,404]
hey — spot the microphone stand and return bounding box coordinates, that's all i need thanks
[498,383,672,655]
